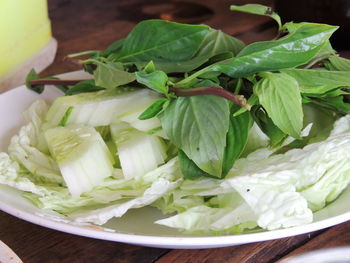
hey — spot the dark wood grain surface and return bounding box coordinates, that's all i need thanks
[1,0,350,262]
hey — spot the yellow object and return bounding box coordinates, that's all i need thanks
[0,0,56,91]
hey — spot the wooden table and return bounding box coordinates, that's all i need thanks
[1,0,350,262]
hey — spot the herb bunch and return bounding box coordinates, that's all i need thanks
[27,4,350,179]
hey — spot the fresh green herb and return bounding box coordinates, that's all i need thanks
[138,98,169,120]
[230,4,282,30]
[326,56,350,71]
[26,4,350,180]
[178,149,211,180]
[26,69,70,94]
[254,72,303,138]
[135,70,169,95]
[25,69,44,93]
[66,80,105,95]
[281,69,350,94]
[222,104,252,176]
[251,106,288,148]
[93,61,136,89]
[160,95,230,178]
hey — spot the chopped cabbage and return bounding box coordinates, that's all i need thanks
[8,100,62,184]
[110,122,167,179]
[0,98,350,235]
[46,88,160,127]
[45,125,114,197]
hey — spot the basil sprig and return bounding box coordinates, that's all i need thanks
[27,4,350,180]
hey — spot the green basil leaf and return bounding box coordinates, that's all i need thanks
[195,71,222,84]
[178,150,211,180]
[135,71,168,94]
[230,4,282,30]
[100,39,125,57]
[327,56,350,71]
[206,52,234,65]
[195,28,245,58]
[144,61,156,73]
[264,118,287,148]
[222,104,252,176]
[254,73,303,138]
[272,139,308,155]
[83,53,101,74]
[116,20,209,62]
[193,79,221,88]
[211,23,338,78]
[94,61,136,89]
[25,70,68,94]
[113,21,244,73]
[251,106,287,148]
[314,41,336,57]
[134,56,210,74]
[138,98,169,120]
[25,69,44,94]
[177,103,251,179]
[305,95,350,114]
[162,29,244,73]
[300,41,336,69]
[66,80,105,95]
[159,95,230,177]
[281,68,350,94]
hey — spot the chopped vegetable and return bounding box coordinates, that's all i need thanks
[46,88,160,127]
[45,125,114,196]
[110,122,167,179]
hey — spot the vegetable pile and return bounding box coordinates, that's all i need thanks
[1,4,350,233]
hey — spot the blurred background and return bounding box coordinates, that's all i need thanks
[275,0,350,50]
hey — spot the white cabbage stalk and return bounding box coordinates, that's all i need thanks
[46,88,160,127]
[110,122,167,179]
[45,124,114,197]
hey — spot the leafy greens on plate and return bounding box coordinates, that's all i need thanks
[1,4,350,234]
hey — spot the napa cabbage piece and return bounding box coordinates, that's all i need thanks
[222,115,350,229]
[22,169,156,215]
[71,177,180,225]
[153,177,229,214]
[154,180,258,233]
[115,97,165,136]
[45,124,114,197]
[156,203,257,234]
[45,88,161,128]
[299,115,350,211]
[23,158,181,224]
[0,152,54,196]
[8,100,62,184]
[110,121,167,179]
[155,115,350,232]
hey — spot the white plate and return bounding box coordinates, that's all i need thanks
[0,240,22,263]
[0,71,349,249]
